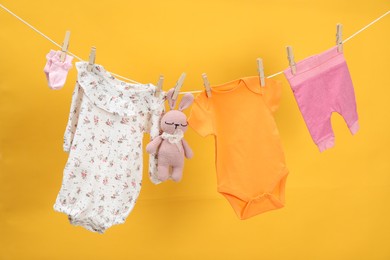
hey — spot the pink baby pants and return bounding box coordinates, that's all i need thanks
[284,46,359,152]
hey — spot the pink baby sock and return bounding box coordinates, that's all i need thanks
[44,50,73,90]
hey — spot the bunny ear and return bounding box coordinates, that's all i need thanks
[178,93,194,111]
[166,88,177,110]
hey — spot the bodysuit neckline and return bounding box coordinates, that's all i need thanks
[209,76,265,95]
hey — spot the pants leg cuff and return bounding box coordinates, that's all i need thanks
[317,137,335,152]
[349,121,360,135]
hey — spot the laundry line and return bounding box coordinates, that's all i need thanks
[0,3,389,94]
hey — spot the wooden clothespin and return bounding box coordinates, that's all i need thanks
[60,31,71,62]
[256,58,265,87]
[87,46,96,72]
[336,23,343,53]
[155,75,164,97]
[286,46,296,75]
[202,73,212,98]
[172,72,186,101]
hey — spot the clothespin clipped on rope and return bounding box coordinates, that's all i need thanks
[60,31,71,62]
[155,75,164,97]
[336,23,343,53]
[256,58,266,87]
[286,46,296,75]
[87,46,96,72]
[171,72,186,101]
[202,73,212,98]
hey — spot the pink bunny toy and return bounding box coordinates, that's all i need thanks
[146,88,194,182]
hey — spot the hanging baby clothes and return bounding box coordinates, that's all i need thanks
[44,50,73,90]
[188,77,288,220]
[53,62,165,233]
[284,46,359,152]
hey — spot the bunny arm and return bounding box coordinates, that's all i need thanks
[181,139,193,159]
[146,136,163,154]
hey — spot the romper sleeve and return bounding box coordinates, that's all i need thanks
[144,90,166,184]
[263,79,282,113]
[63,83,83,152]
[188,92,214,137]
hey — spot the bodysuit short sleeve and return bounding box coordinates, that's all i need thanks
[144,91,165,137]
[188,92,214,137]
[63,83,83,152]
[263,80,282,113]
[144,90,166,184]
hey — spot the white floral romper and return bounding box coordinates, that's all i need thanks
[54,62,165,233]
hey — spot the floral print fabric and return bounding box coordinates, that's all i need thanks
[54,62,165,233]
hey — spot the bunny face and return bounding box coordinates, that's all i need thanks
[161,110,188,134]
[160,88,194,135]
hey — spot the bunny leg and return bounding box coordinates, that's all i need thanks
[157,165,170,181]
[171,166,184,182]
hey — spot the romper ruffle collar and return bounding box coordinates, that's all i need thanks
[76,62,161,117]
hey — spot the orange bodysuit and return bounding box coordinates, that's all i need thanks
[188,77,288,219]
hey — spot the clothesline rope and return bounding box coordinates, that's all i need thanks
[343,10,390,43]
[0,3,141,84]
[0,3,389,93]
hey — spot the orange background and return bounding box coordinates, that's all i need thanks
[1,0,390,259]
